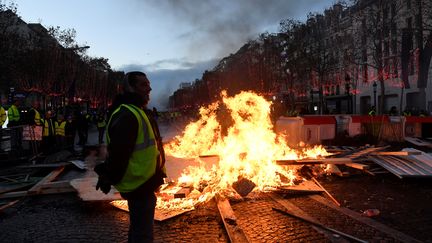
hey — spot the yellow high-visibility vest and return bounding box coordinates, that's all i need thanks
[55,120,66,136]
[7,104,20,122]
[42,119,55,137]
[0,107,6,126]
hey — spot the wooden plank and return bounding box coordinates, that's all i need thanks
[278,180,324,193]
[109,200,194,221]
[344,163,369,170]
[371,151,422,156]
[0,181,36,194]
[345,146,390,159]
[0,191,27,199]
[268,193,350,242]
[0,185,75,199]
[28,166,65,195]
[16,162,70,168]
[40,180,75,192]
[0,200,20,212]
[404,137,432,148]
[309,195,422,243]
[311,178,341,207]
[272,207,367,243]
[276,157,353,166]
[215,195,250,243]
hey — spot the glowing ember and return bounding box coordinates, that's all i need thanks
[112,91,330,212]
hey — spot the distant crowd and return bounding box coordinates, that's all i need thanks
[0,98,107,155]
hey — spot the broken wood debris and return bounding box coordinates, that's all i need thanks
[311,177,341,207]
[215,195,250,243]
[272,207,368,243]
[232,177,256,197]
[0,199,20,212]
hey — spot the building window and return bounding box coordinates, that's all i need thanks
[407,17,412,30]
[384,41,390,57]
[363,64,368,83]
[393,57,399,78]
[409,56,415,75]
[391,38,397,54]
[391,3,396,18]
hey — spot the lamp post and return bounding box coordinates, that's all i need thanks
[373,81,377,108]
[345,74,351,114]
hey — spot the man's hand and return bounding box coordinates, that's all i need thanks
[96,176,111,194]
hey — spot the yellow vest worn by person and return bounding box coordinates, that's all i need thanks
[7,104,20,122]
[107,104,159,193]
[42,119,55,137]
[55,120,66,136]
[97,118,106,128]
[32,108,42,125]
[0,107,6,126]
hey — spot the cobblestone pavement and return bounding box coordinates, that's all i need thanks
[1,124,431,242]
[1,187,423,243]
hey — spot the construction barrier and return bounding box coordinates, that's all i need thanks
[404,116,432,138]
[275,116,336,145]
[0,125,40,160]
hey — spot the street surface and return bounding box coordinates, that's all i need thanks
[0,121,431,242]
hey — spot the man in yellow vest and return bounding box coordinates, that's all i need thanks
[28,100,42,126]
[0,104,6,128]
[0,103,6,152]
[41,110,56,154]
[55,114,66,149]
[96,111,106,144]
[95,71,167,242]
[7,99,21,127]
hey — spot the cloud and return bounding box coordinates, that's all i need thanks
[144,0,334,59]
[119,58,219,110]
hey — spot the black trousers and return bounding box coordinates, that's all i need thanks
[127,192,157,243]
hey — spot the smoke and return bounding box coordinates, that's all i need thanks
[120,58,219,110]
[145,0,334,59]
[124,0,335,109]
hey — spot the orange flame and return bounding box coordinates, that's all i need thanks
[151,91,330,210]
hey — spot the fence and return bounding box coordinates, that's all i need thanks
[0,125,42,160]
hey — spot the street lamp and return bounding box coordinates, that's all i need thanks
[373,81,377,107]
[345,74,351,113]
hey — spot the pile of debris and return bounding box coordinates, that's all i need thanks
[2,143,432,220]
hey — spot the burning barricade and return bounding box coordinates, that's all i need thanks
[111,91,330,217]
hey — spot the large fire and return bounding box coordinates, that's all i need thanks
[112,91,330,212]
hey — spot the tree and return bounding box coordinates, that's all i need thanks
[348,0,404,114]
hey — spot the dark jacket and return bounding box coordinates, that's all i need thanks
[95,92,165,199]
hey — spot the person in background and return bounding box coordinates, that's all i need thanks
[7,99,21,127]
[368,106,376,116]
[55,114,67,150]
[0,102,6,152]
[28,100,42,126]
[152,107,158,121]
[77,110,90,146]
[96,111,106,144]
[389,106,398,116]
[0,103,6,128]
[65,115,76,152]
[7,99,22,150]
[94,71,166,242]
[41,110,56,154]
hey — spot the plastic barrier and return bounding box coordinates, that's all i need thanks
[404,116,432,138]
[302,116,336,144]
[274,116,302,147]
[275,116,336,145]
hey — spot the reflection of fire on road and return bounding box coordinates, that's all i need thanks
[112,91,330,215]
